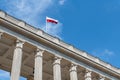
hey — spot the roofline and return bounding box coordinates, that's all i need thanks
[0,10,120,78]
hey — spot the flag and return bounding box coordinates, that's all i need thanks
[46,17,58,24]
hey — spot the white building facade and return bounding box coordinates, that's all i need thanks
[0,10,120,80]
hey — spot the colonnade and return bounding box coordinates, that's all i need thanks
[10,40,106,80]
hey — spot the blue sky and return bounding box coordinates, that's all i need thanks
[0,0,120,79]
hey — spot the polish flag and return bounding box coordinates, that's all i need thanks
[46,17,58,24]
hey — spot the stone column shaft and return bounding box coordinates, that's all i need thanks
[53,56,61,80]
[10,40,24,80]
[69,64,78,80]
[85,70,92,80]
[34,49,44,80]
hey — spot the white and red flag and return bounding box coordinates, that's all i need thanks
[45,16,59,32]
[46,16,58,24]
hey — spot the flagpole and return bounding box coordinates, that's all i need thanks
[46,16,47,32]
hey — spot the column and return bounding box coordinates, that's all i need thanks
[10,40,24,80]
[69,64,78,80]
[84,69,92,80]
[53,56,62,80]
[99,75,105,80]
[34,49,44,80]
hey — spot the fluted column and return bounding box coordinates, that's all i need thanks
[69,64,78,80]
[53,56,62,80]
[84,70,92,80]
[34,49,44,80]
[10,40,24,80]
[99,76,105,80]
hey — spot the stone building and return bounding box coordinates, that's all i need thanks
[0,10,120,80]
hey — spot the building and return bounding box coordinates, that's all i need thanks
[0,10,120,80]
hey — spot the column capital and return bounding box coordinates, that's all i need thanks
[35,48,44,58]
[36,48,44,52]
[69,63,77,72]
[85,69,92,73]
[99,75,105,80]
[85,69,92,79]
[53,56,62,66]
[15,39,24,49]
